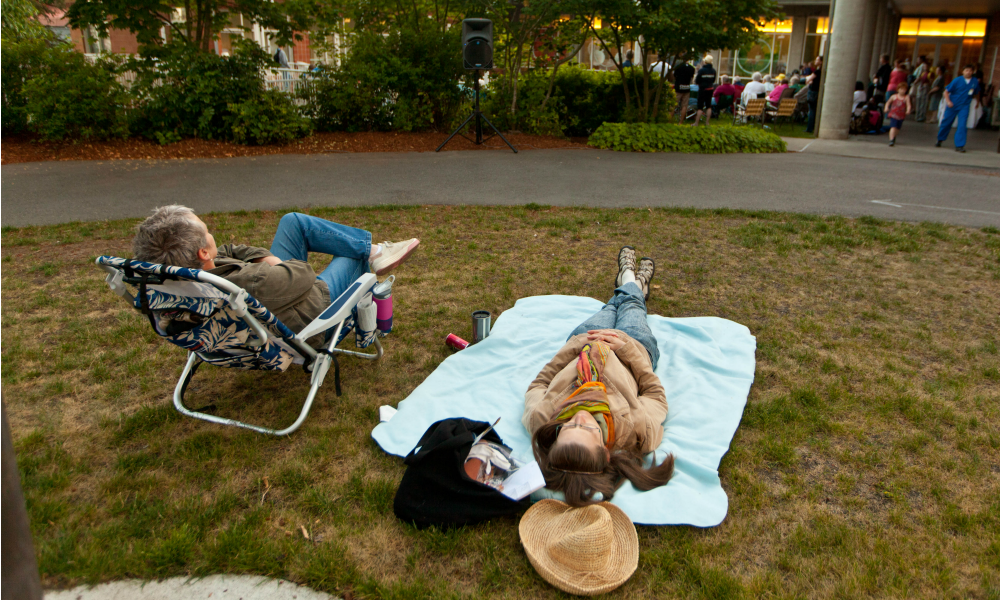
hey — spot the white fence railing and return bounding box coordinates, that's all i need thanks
[262,67,312,95]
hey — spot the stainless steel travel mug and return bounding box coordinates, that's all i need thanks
[472,310,491,344]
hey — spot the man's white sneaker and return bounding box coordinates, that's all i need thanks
[370,239,420,275]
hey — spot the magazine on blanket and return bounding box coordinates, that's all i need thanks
[464,420,546,501]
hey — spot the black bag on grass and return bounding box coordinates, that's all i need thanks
[393,418,529,529]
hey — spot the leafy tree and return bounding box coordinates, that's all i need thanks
[567,0,780,121]
[475,0,587,119]
[1,0,51,42]
[66,0,315,52]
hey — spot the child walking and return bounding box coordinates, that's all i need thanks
[885,82,912,147]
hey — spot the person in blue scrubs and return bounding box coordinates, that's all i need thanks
[935,64,980,153]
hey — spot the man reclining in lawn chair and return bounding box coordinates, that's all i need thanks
[102,206,419,435]
[132,206,419,349]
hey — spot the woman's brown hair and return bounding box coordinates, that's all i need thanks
[532,419,674,507]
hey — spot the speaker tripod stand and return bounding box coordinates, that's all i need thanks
[436,71,517,153]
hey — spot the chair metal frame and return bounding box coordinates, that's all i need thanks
[98,258,383,436]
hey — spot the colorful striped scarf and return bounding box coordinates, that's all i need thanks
[554,343,615,447]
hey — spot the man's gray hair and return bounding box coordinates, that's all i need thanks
[132,205,207,269]
[752,72,762,82]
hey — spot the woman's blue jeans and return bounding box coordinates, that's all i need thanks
[568,282,660,370]
[269,212,371,302]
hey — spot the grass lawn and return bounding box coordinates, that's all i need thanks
[3,206,999,599]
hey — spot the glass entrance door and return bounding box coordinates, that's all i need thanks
[938,42,960,79]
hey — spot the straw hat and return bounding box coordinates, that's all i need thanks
[519,499,638,596]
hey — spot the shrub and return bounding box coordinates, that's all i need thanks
[2,39,129,139]
[129,41,307,145]
[299,28,464,132]
[229,89,311,145]
[24,54,131,140]
[483,66,678,137]
[588,123,788,153]
[1,38,42,134]
[0,39,28,135]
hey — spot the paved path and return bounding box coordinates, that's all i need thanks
[45,575,336,600]
[783,120,1000,169]
[3,148,998,228]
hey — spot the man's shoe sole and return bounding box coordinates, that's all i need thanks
[374,240,420,276]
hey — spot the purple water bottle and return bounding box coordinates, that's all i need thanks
[373,275,394,335]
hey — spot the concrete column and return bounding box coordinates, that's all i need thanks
[873,4,888,67]
[856,0,878,84]
[889,13,900,60]
[788,16,807,71]
[882,11,896,59]
[818,0,868,139]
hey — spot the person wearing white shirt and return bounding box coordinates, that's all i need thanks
[648,60,670,80]
[741,72,768,104]
[763,74,774,93]
[852,81,867,114]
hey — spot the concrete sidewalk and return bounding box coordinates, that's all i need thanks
[783,121,1000,169]
[45,575,337,600]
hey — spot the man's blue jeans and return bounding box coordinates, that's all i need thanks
[269,213,371,302]
[937,103,971,148]
[806,89,818,133]
[568,282,660,370]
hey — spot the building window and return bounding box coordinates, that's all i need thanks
[895,37,916,65]
[897,18,987,38]
[961,38,983,65]
[802,17,829,68]
[724,19,793,77]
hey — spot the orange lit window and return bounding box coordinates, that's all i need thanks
[592,17,601,29]
[814,18,829,34]
[918,18,966,36]
[964,19,987,37]
[910,18,986,38]
[898,18,920,36]
[762,19,792,33]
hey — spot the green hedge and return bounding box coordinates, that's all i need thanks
[2,39,130,140]
[483,66,678,137]
[129,42,309,145]
[297,28,464,132]
[588,123,788,153]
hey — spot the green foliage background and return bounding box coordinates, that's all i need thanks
[483,66,678,137]
[297,28,465,132]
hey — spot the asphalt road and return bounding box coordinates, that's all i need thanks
[2,149,998,228]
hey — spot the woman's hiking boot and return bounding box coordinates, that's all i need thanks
[635,258,655,301]
[616,246,637,287]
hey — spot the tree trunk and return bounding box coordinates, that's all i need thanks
[184,0,193,44]
[540,44,580,110]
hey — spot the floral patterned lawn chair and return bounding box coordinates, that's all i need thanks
[97,256,386,436]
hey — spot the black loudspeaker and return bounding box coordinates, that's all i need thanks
[462,19,493,70]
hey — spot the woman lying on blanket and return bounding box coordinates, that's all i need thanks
[521,247,674,507]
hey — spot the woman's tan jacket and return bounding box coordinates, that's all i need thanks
[521,331,668,454]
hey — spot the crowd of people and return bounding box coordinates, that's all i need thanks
[609,51,993,150]
[853,54,992,151]
[654,55,814,127]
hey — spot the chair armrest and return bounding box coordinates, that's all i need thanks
[296,273,377,340]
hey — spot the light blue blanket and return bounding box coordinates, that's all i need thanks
[371,295,756,527]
